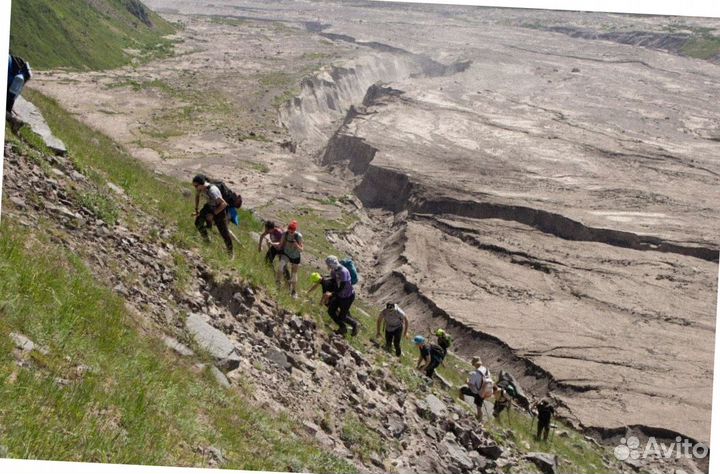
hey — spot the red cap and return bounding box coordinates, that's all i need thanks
[288,220,298,231]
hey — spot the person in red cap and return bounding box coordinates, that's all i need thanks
[277,219,303,298]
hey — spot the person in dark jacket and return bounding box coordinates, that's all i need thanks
[192,174,233,257]
[534,398,555,441]
[326,255,359,337]
[414,335,446,378]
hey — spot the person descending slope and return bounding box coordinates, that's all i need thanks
[376,303,408,357]
[307,272,335,306]
[414,335,446,379]
[277,220,303,298]
[192,174,233,258]
[326,255,360,337]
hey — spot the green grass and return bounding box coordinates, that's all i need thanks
[78,191,120,225]
[0,221,353,472]
[10,0,176,70]
[681,35,720,59]
[340,414,388,462]
[19,88,616,473]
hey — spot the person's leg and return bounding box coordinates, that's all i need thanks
[536,420,543,440]
[195,205,212,241]
[340,294,359,336]
[328,298,344,333]
[425,358,440,377]
[289,263,299,296]
[6,92,16,113]
[276,256,287,285]
[392,327,402,356]
[543,423,550,441]
[384,329,393,352]
[214,211,233,254]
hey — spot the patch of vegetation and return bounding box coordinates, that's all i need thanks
[10,0,176,70]
[78,191,120,225]
[340,414,387,462]
[681,35,720,60]
[0,221,354,472]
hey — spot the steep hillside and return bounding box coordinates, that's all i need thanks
[9,0,176,70]
[0,90,629,473]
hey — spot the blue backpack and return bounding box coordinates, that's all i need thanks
[340,258,359,285]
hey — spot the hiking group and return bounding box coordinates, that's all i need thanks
[190,172,555,435]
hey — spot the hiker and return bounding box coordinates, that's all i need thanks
[492,384,512,421]
[192,174,233,257]
[258,220,284,264]
[326,255,359,337]
[376,303,408,357]
[307,272,335,306]
[534,398,555,441]
[413,335,446,378]
[435,328,453,352]
[277,220,303,298]
[7,54,32,116]
[459,356,493,421]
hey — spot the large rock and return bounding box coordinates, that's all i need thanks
[440,433,475,473]
[186,313,241,370]
[162,335,195,356]
[13,96,67,155]
[423,394,448,420]
[265,346,292,372]
[524,452,558,474]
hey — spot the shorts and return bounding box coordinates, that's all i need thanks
[281,253,301,265]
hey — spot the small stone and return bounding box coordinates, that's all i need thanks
[10,332,35,352]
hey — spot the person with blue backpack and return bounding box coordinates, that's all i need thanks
[325,255,360,337]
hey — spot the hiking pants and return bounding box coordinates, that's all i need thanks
[426,356,443,378]
[196,204,233,253]
[265,246,280,264]
[537,417,551,441]
[6,92,17,113]
[328,293,358,335]
[385,327,403,356]
[460,386,483,407]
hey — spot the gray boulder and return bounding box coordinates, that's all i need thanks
[524,452,558,474]
[186,313,241,370]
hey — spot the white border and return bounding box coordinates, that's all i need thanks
[0,1,718,474]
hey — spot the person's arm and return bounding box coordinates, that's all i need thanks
[194,191,200,216]
[403,315,409,338]
[306,282,319,295]
[416,352,425,369]
[213,198,228,216]
[295,234,304,251]
[376,313,384,337]
[258,230,268,252]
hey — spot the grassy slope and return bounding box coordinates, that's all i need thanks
[10,0,176,70]
[14,89,616,473]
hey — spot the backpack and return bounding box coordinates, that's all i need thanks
[211,180,242,208]
[478,367,494,399]
[339,258,358,285]
[429,343,446,362]
[437,332,453,351]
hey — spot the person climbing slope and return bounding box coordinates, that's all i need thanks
[326,255,360,337]
[534,398,555,442]
[192,174,233,258]
[7,54,32,116]
[376,303,408,357]
[459,356,493,421]
[277,220,303,298]
[413,335,446,379]
[306,272,335,306]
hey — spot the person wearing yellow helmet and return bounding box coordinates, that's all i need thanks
[436,328,453,352]
[306,271,336,306]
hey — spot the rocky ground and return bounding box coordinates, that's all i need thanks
[25,1,719,472]
[2,123,600,474]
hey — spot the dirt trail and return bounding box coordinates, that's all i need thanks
[30,1,719,471]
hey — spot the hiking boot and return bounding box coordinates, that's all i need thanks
[291,291,298,300]
[351,324,359,337]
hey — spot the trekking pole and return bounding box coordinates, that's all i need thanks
[227,228,243,246]
[550,423,556,442]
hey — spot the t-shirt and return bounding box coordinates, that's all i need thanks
[204,185,223,210]
[468,366,489,394]
[268,228,283,243]
[332,265,354,299]
[282,231,303,259]
[380,305,407,332]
